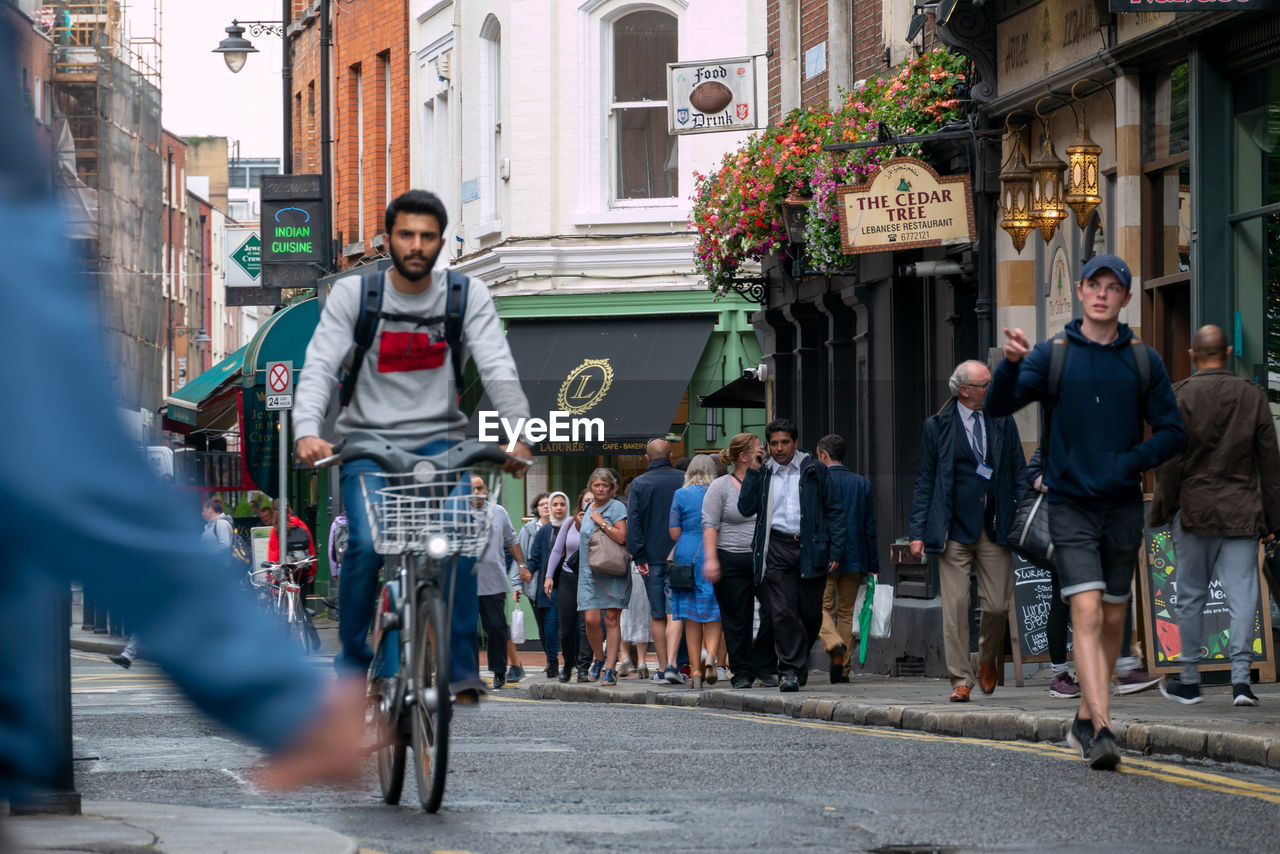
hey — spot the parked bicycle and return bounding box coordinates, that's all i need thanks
[330,431,519,812]
[249,554,321,654]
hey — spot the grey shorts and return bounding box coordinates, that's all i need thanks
[1048,499,1144,603]
[642,562,670,618]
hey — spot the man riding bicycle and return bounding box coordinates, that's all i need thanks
[294,190,532,699]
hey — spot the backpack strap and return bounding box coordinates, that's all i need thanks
[338,270,385,408]
[1039,332,1070,469]
[445,269,470,394]
[1131,338,1151,410]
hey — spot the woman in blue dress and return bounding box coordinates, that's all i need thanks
[577,468,630,686]
[668,455,723,689]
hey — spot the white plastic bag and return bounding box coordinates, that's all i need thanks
[510,607,526,644]
[870,582,893,639]
[852,584,868,638]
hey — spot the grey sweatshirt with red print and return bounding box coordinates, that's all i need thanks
[294,268,530,450]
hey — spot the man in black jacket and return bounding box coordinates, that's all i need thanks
[739,418,846,692]
[627,438,687,682]
[909,360,1024,703]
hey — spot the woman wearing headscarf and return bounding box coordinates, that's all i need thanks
[504,493,550,681]
[527,491,569,678]
[545,488,593,682]
[576,469,630,686]
[669,454,723,689]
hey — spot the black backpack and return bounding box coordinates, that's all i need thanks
[338,268,470,408]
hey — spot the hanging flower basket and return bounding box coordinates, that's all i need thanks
[691,48,969,292]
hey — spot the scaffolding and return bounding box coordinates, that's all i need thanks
[49,1,165,412]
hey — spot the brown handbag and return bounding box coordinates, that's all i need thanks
[587,527,630,576]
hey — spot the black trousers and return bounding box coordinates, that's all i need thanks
[554,573,592,671]
[765,537,825,677]
[478,593,509,678]
[712,549,777,679]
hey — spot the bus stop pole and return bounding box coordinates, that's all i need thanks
[280,409,289,555]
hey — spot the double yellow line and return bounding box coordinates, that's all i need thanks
[712,711,1280,805]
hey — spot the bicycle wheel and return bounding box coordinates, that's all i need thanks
[370,584,406,804]
[410,587,451,812]
[284,589,311,654]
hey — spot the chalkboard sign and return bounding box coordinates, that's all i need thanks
[1011,556,1073,660]
[1141,525,1273,677]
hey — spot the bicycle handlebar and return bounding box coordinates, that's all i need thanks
[328,431,523,475]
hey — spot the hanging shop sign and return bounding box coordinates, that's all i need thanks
[1046,246,1075,337]
[667,56,758,135]
[835,157,975,255]
[225,227,261,287]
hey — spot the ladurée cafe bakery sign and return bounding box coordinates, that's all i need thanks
[835,157,975,255]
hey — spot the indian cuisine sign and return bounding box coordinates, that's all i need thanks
[835,157,975,254]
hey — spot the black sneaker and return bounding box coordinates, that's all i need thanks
[730,675,753,689]
[491,675,505,690]
[108,654,131,670]
[1087,727,1122,770]
[1159,677,1202,705]
[778,675,799,692]
[1065,714,1093,759]
[505,665,521,683]
[1233,683,1260,707]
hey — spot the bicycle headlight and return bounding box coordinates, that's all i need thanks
[412,460,438,482]
[426,534,451,558]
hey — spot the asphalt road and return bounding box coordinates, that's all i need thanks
[68,652,1280,854]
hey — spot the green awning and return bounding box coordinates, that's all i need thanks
[240,297,319,385]
[165,344,248,425]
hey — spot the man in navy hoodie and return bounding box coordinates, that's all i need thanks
[987,254,1184,770]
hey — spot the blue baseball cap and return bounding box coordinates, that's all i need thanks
[1079,254,1132,290]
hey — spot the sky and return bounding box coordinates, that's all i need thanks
[152,1,285,158]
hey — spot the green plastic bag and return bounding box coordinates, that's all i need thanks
[857,574,876,666]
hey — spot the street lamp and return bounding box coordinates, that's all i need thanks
[212,22,258,74]
[779,193,810,279]
[175,326,213,345]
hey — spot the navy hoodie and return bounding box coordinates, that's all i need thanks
[986,319,1185,507]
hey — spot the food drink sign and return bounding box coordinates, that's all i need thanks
[667,57,757,135]
[835,157,975,254]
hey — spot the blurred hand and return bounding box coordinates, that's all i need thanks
[1264,533,1276,545]
[255,676,372,791]
[296,435,333,468]
[518,567,533,584]
[827,560,840,574]
[908,540,925,560]
[1034,475,1047,494]
[1002,327,1030,363]
[636,562,650,577]
[543,576,554,597]
[702,555,720,584]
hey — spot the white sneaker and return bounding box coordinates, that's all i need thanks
[717,666,729,682]
[617,657,633,677]
[650,672,666,683]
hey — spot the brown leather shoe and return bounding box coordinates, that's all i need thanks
[949,685,971,702]
[978,662,998,695]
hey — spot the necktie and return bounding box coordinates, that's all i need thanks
[969,411,985,460]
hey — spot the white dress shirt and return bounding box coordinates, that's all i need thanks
[769,454,803,535]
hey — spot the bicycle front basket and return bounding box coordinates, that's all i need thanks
[358,466,500,557]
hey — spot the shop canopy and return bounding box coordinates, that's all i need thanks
[489,316,715,454]
[698,374,767,409]
[162,297,319,435]
[164,344,247,429]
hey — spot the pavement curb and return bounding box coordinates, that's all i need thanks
[523,681,1280,772]
[7,800,357,854]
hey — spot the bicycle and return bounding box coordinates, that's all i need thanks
[333,431,517,812]
[249,554,321,654]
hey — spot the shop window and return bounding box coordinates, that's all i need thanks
[1141,62,1192,382]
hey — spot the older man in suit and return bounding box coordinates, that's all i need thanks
[909,360,1025,702]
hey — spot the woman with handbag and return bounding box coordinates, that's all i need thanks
[545,489,592,682]
[702,433,776,689]
[668,455,723,689]
[575,469,630,686]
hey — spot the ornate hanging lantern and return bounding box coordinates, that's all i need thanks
[1030,134,1068,242]
[1064,114,1103,228]
[999,137,1035,254]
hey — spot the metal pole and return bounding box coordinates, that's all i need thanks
[319,0,333,277]
[281,0,293,174]
[279,409,288,559]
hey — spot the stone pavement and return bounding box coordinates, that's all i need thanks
[5,801,356,854]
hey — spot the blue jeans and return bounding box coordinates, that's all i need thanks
[543,596,560,662]
[338,439,479,686]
